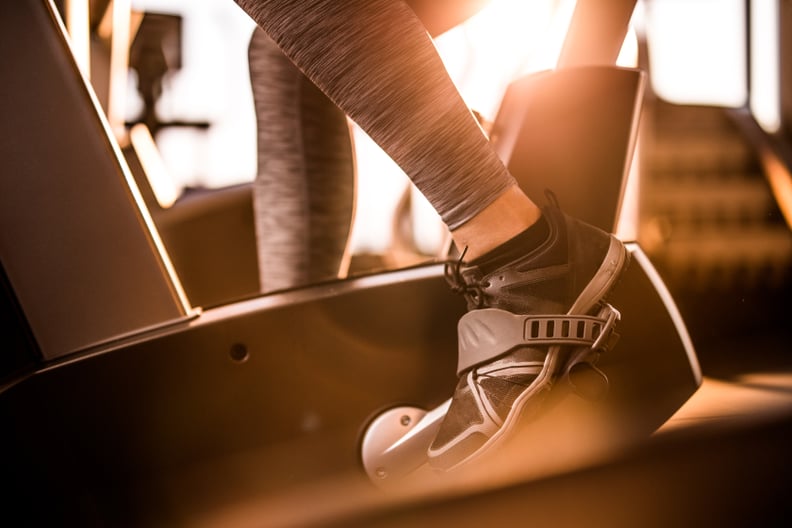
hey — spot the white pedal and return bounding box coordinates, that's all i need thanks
[360,400,450,483]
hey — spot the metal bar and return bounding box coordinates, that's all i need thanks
[557,0,638,68]
[64,0,91,77]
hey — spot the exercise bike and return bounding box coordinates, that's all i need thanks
[0,0,700,525]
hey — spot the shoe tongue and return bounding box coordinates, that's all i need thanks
[468,215,550,276]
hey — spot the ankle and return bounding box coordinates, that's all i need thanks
[469,215,550,275]
[450,186,542,260]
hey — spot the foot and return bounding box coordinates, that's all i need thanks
[427,198,628,471]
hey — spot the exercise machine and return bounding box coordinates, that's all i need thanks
[0,0,699,524]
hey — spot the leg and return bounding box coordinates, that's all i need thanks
[248,27,354,293]
[234,0,628,470]
[235,0,538,240]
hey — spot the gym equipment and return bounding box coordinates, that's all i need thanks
[0,0,698,523]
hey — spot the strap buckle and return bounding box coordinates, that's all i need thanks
[456,303,621,375]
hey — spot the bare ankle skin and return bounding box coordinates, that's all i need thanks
[450,185,543,260]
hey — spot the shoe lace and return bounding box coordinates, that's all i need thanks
[444,247,488,308]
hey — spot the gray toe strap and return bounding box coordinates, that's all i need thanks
[457,304,621,375]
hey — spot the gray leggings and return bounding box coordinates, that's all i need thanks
[238,0,515,230]
[248,28,354,291]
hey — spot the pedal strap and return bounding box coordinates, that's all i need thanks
[456,304,620,375]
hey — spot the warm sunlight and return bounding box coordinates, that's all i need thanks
[644,0,747,107]
[750,0,781,132]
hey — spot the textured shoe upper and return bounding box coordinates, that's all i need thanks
[446,203,612,315]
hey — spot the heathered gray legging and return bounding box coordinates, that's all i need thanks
[237,0,516,231]
[248,28,354,292]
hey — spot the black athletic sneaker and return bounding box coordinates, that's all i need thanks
[427,198,628,471]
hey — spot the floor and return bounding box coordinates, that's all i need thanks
[659,371,792,434]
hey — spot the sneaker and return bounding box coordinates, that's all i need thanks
[427,197,628,471]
